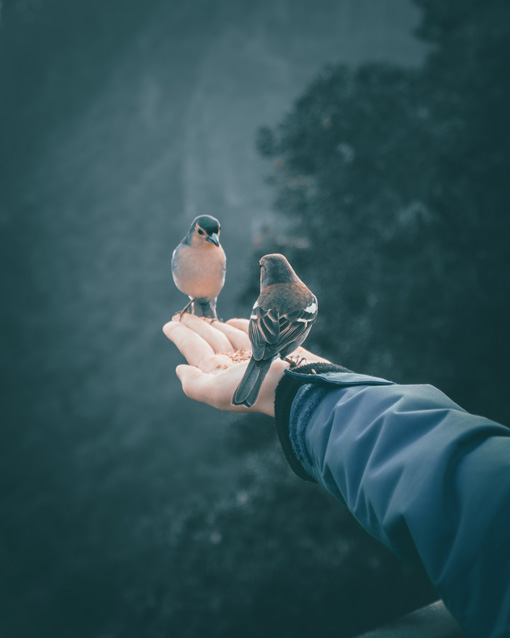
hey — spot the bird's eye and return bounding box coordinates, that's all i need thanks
[197,228,205,236]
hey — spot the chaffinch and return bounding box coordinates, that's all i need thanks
[232,253,318,407]
[171,215,226,320]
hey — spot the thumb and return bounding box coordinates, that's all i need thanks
[176,364,203,383]
[176,364,209,401]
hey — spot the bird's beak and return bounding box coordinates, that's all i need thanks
[206,233,220,246]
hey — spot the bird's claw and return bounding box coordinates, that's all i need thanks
[285,355,307,368]
[177,299,194,320]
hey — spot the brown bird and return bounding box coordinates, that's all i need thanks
[171,215,226,319]
[233,253,318,407]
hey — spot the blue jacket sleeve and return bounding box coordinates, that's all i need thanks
[279,369,510,638]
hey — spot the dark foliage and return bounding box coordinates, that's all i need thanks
[212,3,510,634]
[256,0,510,424]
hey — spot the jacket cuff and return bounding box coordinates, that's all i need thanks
[274,362,352,481]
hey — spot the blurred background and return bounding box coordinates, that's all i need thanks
[1,1,509,636]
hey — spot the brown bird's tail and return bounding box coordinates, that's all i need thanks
[232,357,272,408]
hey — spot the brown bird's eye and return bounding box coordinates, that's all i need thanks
[197,228,205,236]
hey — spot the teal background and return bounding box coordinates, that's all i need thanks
[0,2,453,637]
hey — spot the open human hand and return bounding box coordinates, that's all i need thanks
[163,314,330,417]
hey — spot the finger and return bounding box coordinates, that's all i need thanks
[212,321,251,350]
[163,321,219,371]
[226,318,250,335]
[178,313,234,353]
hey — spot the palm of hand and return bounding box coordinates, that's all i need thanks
[163,314,329,417]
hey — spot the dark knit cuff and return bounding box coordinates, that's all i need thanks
[274,362,352,481]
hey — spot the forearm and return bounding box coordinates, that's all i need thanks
[275,368,510,637]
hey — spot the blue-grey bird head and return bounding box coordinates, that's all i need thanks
[185,215,221,246]
[259,253,300,288]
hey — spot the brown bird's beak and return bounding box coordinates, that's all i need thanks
[206,232,220,246]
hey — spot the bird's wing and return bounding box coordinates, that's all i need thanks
[171,244,181,272]
[276,298,318,356]
[249,296,318,362]
[249,304,280,361]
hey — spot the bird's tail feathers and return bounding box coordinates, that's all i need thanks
[233,357,272,408]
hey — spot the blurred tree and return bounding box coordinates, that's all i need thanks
[166,3,510,634]
[256,0,510,423]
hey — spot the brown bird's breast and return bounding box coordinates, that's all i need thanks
[174,244,226,299]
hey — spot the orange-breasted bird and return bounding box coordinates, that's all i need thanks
[233,253,318,407]
[172,215,226,319]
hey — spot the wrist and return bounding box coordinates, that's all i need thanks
[274,362,352,480]
[253,359,288,417]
